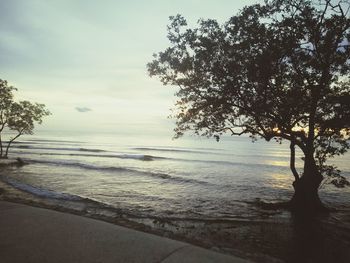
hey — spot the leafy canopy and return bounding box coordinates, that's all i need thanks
[0,79,17,130]
[8,101,50,135]
[148,0,350,180]
[0,78,51,157]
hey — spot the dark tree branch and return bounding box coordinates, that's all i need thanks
[290,141,300,181]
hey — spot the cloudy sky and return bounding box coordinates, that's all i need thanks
[0,0,257,136]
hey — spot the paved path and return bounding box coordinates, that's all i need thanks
[0,201,251,263]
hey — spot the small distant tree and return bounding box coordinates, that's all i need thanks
[0,78,51,158]
[4,101,50,157]
[148,0,350,212]
[0,79,16,157]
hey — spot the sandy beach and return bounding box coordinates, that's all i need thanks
[0,200,254,263]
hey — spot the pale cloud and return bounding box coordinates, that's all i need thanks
[75,107,92,113]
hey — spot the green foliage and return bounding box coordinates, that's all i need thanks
[8,101,50,135]
[148,0,350,185]
[0,78,51,157]
[0,79,17,131]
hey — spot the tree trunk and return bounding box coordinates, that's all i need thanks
[4,133,21,158]
[0,133,3,157]
[290,155,327,213]
[4,141,12,158]
[0,125,4,158]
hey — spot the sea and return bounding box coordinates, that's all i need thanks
[1,131,349,220]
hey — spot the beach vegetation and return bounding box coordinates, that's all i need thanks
[0,79,17,157]
[148,0,350,213]
[0,79,50,158]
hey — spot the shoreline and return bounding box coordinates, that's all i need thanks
[0,177,282,263]
[1,160,350,263]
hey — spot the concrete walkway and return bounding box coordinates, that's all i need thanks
[0,201,251,263]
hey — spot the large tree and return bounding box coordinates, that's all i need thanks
[148,0,350,212]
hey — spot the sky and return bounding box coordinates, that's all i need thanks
[0,0,258,136]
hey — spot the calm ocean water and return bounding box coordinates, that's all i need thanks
[1,132,350,220]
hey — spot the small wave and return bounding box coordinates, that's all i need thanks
[6,141,43,145]
[132,147,206,154]
[131,147,291,159]
[167,157,296,170]
[118,154,155,161]
[71,153,160,161]
[30,159,129,172]
[4,178,83,201]
[27,139,85,144]
[12,146,159,160]
[26,159,209,185]
[17,145,31,149]
[12,150,163,161]
[12,145,107,153]
[79,148,105,153]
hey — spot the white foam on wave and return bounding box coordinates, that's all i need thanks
[119,154,154,161]
[4,178,83,201]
